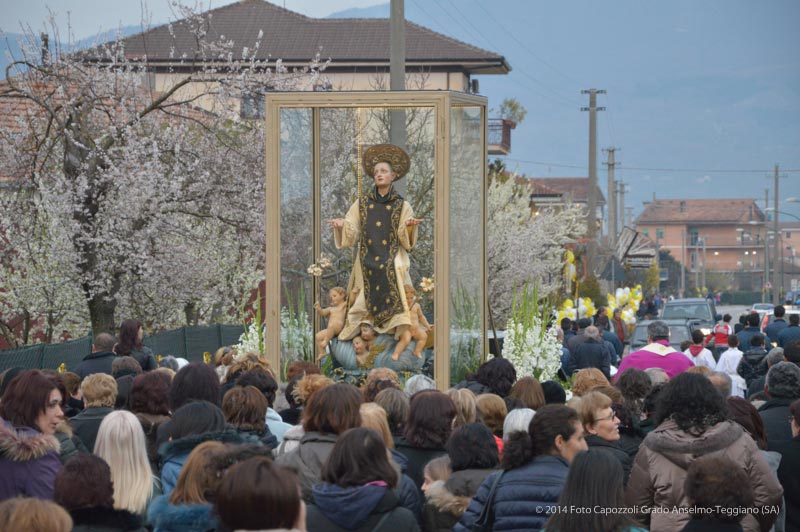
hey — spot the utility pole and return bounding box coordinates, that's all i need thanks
[581,89,606,268]
[769,164,786,304]
[626,207,633,227]
[603,147,619,247]
[617,181,626,231]
[765,188,770,303]
[681,229,686,297]
[389,0,407,191]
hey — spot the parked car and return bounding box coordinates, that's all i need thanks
[629,319,696,352]
[659,298,720,335]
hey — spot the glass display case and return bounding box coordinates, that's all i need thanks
[265,91,487,388]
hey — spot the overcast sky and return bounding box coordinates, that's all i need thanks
[0,1,377,37]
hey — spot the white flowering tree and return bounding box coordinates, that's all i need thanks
[0,10,324,343]
[487,173,584,328]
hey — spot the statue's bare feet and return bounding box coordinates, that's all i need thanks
[391,351,401,361]
[316,352,326,362]
[412,350,422,358]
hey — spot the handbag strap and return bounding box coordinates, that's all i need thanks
[473,470,504,527]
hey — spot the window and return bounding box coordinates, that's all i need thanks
[641,228,649,236]
[679,201,686,213]
[656,228,665,239]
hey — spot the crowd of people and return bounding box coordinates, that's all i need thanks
[0,316,799,532]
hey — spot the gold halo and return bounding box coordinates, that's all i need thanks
[362,144,410,180]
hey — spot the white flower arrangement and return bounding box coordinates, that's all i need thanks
[307,253,333,278]
[236,322,265,358]
[501,283,563,381]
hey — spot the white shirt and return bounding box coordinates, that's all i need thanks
[715,347,747,398]
[683,347,717,369]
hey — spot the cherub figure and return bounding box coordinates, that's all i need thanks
[392,284,432,360]
[314,287,347,361]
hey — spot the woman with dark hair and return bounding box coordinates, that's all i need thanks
[454,405,588,532]
[221,385,278,448]
[395,390,456,488]
[681,455,755,532]
[614,367,651,420]
[0,370,64,501]
[455,357,517,397]
[576,391,633,485]
[424,423,499,531]
[275,383,363,500]
[508,376,546,411]
[626,372,782,532]
[638,382,665,434]
[544,451,645,532]
[374,387,409,437]
[363,378,400,403]
[214,457,306,532]
[306,427,420,532]
[130,371,172,472]
[115,319,157,371]
[169,362,221,410]
[156,401,243,497]
[611,402,643,459]
[54,454,146,532]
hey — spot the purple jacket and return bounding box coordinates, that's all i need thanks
[616,340,693,379]
[0,419,62,502]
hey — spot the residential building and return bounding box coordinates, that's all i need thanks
[635,198,770,291]
[82,0,510,118]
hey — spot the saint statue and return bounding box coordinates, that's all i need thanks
[328,144,422,341]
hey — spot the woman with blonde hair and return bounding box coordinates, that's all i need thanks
[94,410,159,521]
[148,441,226,532]
[0,497,72,532]
[447,388,477,429]
[360,402,424,521]
[360,403,395,449]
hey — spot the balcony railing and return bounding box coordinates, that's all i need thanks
[488,118,514,155]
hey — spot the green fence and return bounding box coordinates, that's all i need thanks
[0,324,245,373]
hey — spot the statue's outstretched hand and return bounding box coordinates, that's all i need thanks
[327,218,345,230]
[405,217,423,227]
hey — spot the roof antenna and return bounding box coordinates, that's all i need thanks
[40,32,50,64]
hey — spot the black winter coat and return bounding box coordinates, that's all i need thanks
[74,351,118,379]
[394,437,447,489]
[453,455,569,532]
[585,434,633,485]
[571,338,611,378]
[737,347,768,386]
[70,507,147,532]
[307,488,420,532]
[770,435,800,532]
[758,397,794,444]
[71,406,114,452]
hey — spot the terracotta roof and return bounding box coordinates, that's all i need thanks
[526,177,606,205]
[83,0,509,73]
[636,199,765,224]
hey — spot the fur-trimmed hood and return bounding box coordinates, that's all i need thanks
[425,480,471,516]
[425,469,495,516]
[158,429,244,461]
[643,419,743,470]
[70,506,144,531]
[0,419,60,462]
[147,494,216,532]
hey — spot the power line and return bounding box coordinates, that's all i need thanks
[428,0,579,108]
[470,0,586,89]
[502,158,800,175]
